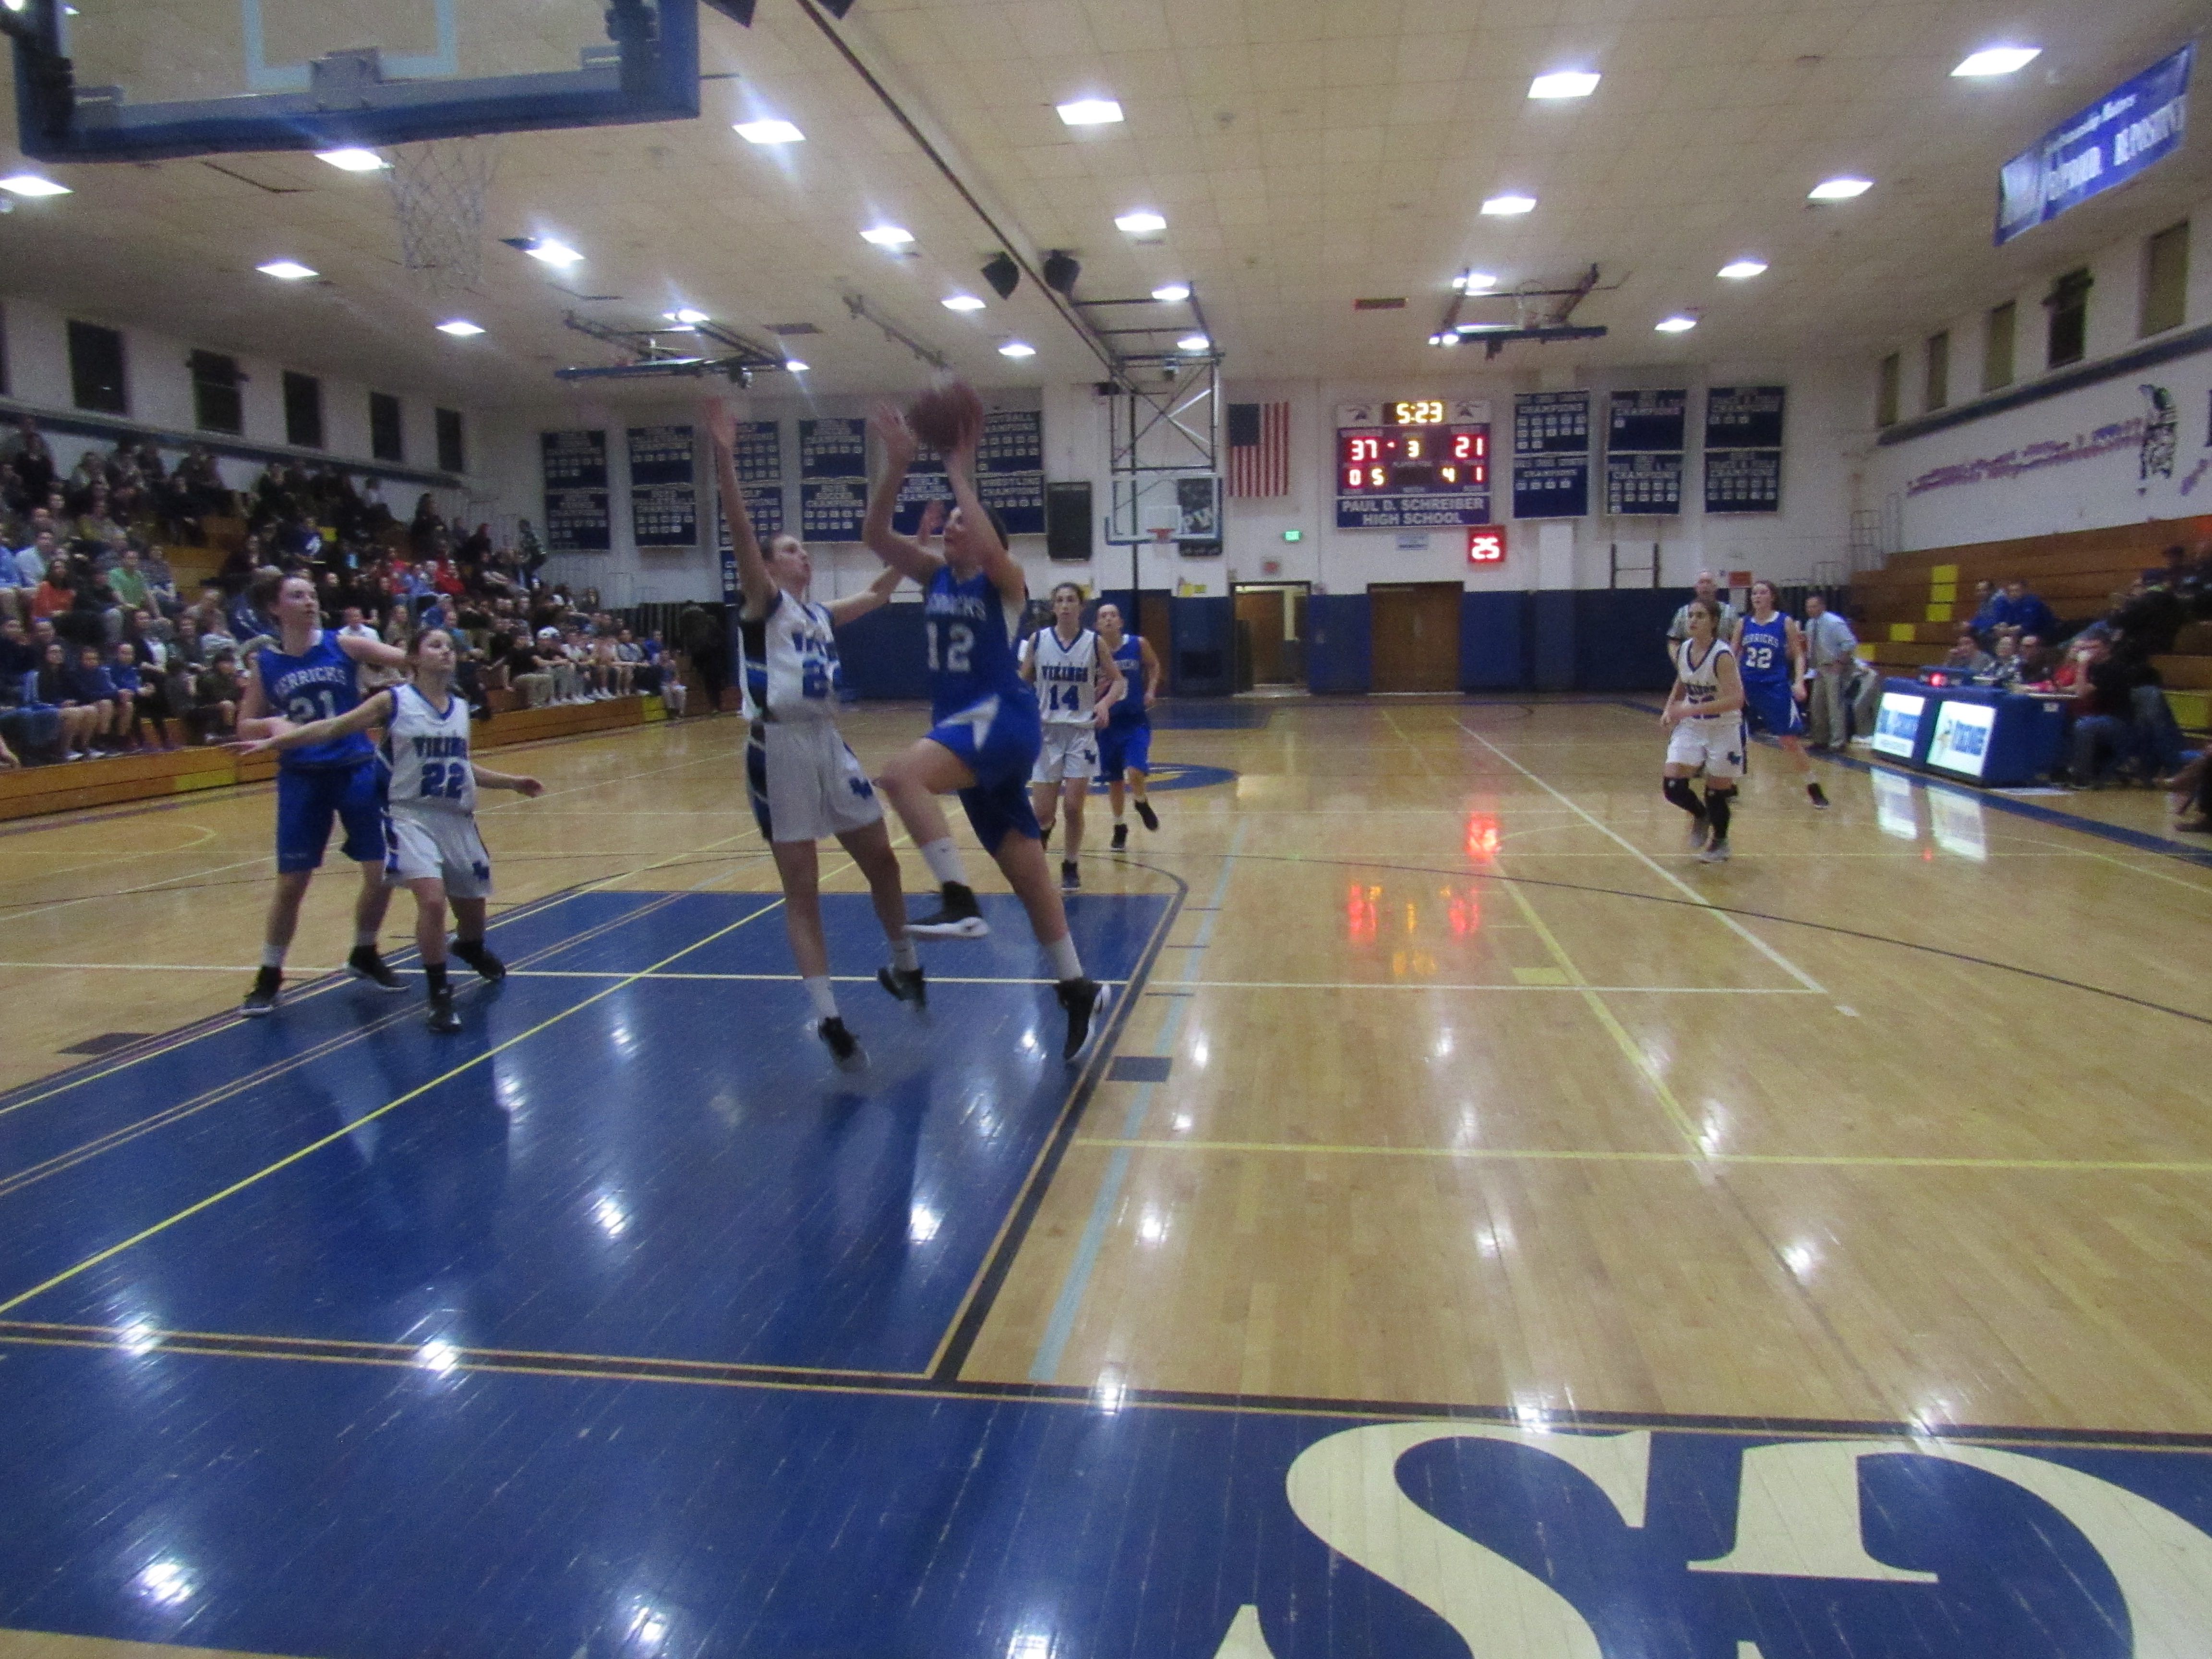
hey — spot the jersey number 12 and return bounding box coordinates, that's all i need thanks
[926,622,974,675]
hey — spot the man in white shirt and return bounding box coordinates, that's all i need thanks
[1667,571,1738,659]
[1801,594,1861,750]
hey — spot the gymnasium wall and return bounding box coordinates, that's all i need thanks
[0,292,484,515]
[1217,362,1864,594]
[1862,191,2212,553]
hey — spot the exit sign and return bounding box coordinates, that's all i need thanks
[1467,526,1507,565]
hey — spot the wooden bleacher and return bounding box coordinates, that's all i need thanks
[0,693,676,825]
[1848,517,2212,729]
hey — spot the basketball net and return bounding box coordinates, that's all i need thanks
[386,138,499,298]
[1151,526,1177,544]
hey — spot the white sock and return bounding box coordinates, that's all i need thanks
[1045,933,1083,982]
[920,838,969,888]
[354,929,379,950]
[260,943,287,969]
[1113,810,1125,825]
[890,936,920,973]
[803,975,839,1020]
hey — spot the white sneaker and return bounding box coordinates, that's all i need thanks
[1697,840,1731,864]
[64,749,84,761]
[1684,819,1709,853]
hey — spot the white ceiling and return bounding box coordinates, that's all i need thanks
[0,0,2206,409]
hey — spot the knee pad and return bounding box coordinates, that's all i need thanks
[1662,776,1704,814]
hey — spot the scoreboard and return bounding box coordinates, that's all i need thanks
[1335,398,1491,529]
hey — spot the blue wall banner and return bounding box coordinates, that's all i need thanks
[733,419,784,538]
[1607,388,1687,453]
[1997,43,2192,244]
[1705,385,1786,450]
[1705,447,1784,513]
[799,417,868,542]
[976,409,1046,535]
[1513,392,1590,519]
[541,430,610,553]
[626,425,697,549]
[890,448,951,535]
[1513,454,1591,518]
[1606,451,1685,515]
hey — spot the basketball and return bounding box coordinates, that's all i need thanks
[906,378,985,453]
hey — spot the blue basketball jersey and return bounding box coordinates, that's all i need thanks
[1736,611,1792,687]
[923,565,1032,723]
[1106,634,1148,728]
[257,630,374,769]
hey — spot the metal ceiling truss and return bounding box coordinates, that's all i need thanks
[1432,264,1617,359]
[555,311,787,383]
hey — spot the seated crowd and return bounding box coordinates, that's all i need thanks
[1946,551,2212,823]
[0,417,699,769]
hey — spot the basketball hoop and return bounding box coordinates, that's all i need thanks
[386,138,499,298]
[1151,526,1177,544]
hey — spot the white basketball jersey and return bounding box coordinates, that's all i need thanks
[1028,626,1099,726]
[383,682,476,811]
[742,591,841,722]
[1675,637,1735,721]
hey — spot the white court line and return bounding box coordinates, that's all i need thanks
[1452,717,1828,995]
[0,962,1129,985]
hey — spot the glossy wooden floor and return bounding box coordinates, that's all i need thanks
[6,697,2210,1455]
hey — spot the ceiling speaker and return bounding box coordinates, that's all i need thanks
[981,252,1021,300]
[1042,250,1080,296]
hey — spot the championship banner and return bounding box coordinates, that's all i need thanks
[541,430,610,553]
[627,425,697,549]
[1998,44,2192,244]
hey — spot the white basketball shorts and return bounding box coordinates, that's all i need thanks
[746,719,885,844]
[1665,718,1744,780]
[1032,724,1101,785]
[384,805,494,898]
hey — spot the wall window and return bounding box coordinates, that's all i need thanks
[435,407,466,474]
[189,349,244,435]
[2141,221,2189,337]
[2044,268,2091,369]
[67,320,128,414]
[1923,331,1949,413]
[1875,352,1900,427]
[1982,301,2016,393]
[369,391,404,462]
[284,372,325,449]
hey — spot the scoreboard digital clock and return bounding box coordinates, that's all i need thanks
[1334,398,1492,529]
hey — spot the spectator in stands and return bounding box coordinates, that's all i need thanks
[63,644,121,756]
[1989,579,2060,643]
[37,641,102,759]
[1987,635,2023,689]
[108,641,157,749]
[1967,580,2002,640]
[186,649,242,743]
[30,556,73,623]
[505,628,554,709]
[1800,594,1858,749]
[2016,634,2057,685]
[0,617,60,762]
[0,417,56,505]
[1942,629,1993,676]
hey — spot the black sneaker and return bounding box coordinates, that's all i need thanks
[425,989,462,1034]
[452,939,507,983]
[815,1015,867,1072]
[240,965,282,1017]
[1039,823,1052,854]
[1061,859,1081,892]
[878,963,928,1008]
[1807,782,1830,809]
[1056,976,1109,1062]
[907,881,989,938]
[1134,799,1159,832]
[1110,822,1128,851]
[347,946,405,992]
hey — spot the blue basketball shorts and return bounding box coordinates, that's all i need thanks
[926,693,1043,854]
[1740,682,1804,739]
[1096,721,1152,781]
[276,759,387,874]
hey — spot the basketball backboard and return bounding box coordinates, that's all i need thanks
[7,0,701,162]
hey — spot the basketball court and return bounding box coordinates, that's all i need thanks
[2,701,2210,1656]
[5,0,2212,1652]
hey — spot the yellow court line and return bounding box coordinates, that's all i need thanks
[1070,1138,2212,1174]
[0,1318,925,1380]
[0,891,795,1318]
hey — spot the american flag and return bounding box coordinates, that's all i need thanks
[1226,401,1291,498]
